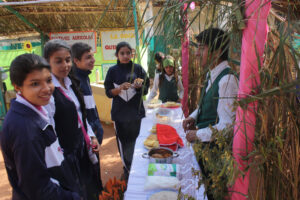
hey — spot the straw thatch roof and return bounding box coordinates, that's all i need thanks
[0,0,139,39]
[0,0,299,40]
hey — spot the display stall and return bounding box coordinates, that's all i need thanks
[124,105,207,200]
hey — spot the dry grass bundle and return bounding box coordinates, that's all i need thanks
[143,1,300,199]
[249,26,300,200]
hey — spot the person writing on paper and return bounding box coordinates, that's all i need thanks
[182,28,238,200]
[1,54,81,199]
[104,41,149,181]
[147,55,184,103]
[44,39,102,200]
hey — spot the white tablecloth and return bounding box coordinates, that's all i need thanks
[124,107,207,200]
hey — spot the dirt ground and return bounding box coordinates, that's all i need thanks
[0,122,123,200]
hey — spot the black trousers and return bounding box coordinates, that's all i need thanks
[64,148,102,200]
[114,120,142,173]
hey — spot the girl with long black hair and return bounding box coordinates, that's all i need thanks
[44,39,102,200]
[104,41,149,180]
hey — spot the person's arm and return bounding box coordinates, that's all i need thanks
[85,120,101,153]
[93,121,104,145]
[147,73,159,101]
[104,68,117,98]
[83,93,104,145]
[91,105,104,145]
[13,130,81,200]
[88,114,104,145]
[195,74,238,142]
[189,108,199,119]
[182,108,198,132]
[111,83,132,96]
[177,76,184,100]
[104,69,131,97]
[86,120,95,138]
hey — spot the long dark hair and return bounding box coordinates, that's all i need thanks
[154,52,165,72]
[71,42,92,62]
[115,41,132,59]
[43,39,70,62]
[68,68,88,129]
[158,55,178,88]
[44,39,88,129]
[195,28,229,61]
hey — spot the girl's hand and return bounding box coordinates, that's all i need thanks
[133,78,144,89]
[120,82,131,90]
[91,137,100,153]
[133,83,142,89]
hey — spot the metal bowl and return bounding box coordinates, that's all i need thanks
[142,147,179,164]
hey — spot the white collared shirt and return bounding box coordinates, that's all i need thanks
[147,73,184,101]
[16,94,51,125]
[45,74,95,138]
[189,61,239,142]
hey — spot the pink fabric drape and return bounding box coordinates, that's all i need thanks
[181,2,189,117]
[231,0,271,199]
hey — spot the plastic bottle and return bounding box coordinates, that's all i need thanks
[95,68,100,83]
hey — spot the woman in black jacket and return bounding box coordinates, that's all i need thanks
[1,54,81,200]
[104,41,149,180]
[44,39,102,200]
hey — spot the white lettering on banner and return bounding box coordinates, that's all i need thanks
[50,31,97,53]
[100,30,137,61]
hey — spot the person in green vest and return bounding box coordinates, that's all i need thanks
[147,55,184,103]
[183,28,239,200]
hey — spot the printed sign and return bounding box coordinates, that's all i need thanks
[100,29,136,61]
[49,31,97,53]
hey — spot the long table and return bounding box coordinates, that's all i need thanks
[124,107,207,200]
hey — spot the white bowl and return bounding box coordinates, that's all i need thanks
[154,108,174,124]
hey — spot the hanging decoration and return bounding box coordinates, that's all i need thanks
[231,0,271,199]
[23,41,32,52]
[180,1,189,117]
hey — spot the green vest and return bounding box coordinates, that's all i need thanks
[196,68,233,129]
[159,76,179,103]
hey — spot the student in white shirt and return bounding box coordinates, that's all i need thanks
[182,28,238,200]
[147,55,184,103]
[43,39,102,200]
[1,54,81,199]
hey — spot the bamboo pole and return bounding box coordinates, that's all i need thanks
[132,0,141,64]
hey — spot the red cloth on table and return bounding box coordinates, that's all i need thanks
[156,124,184,151]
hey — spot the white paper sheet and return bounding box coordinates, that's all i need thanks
[114,83,136,102]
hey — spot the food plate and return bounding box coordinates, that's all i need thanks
[155,108,174,124]
[161,101,181,108]
[144,134,159,149]
[147,99,162,109]
[148,190,178,200]
[149,124,157,134]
